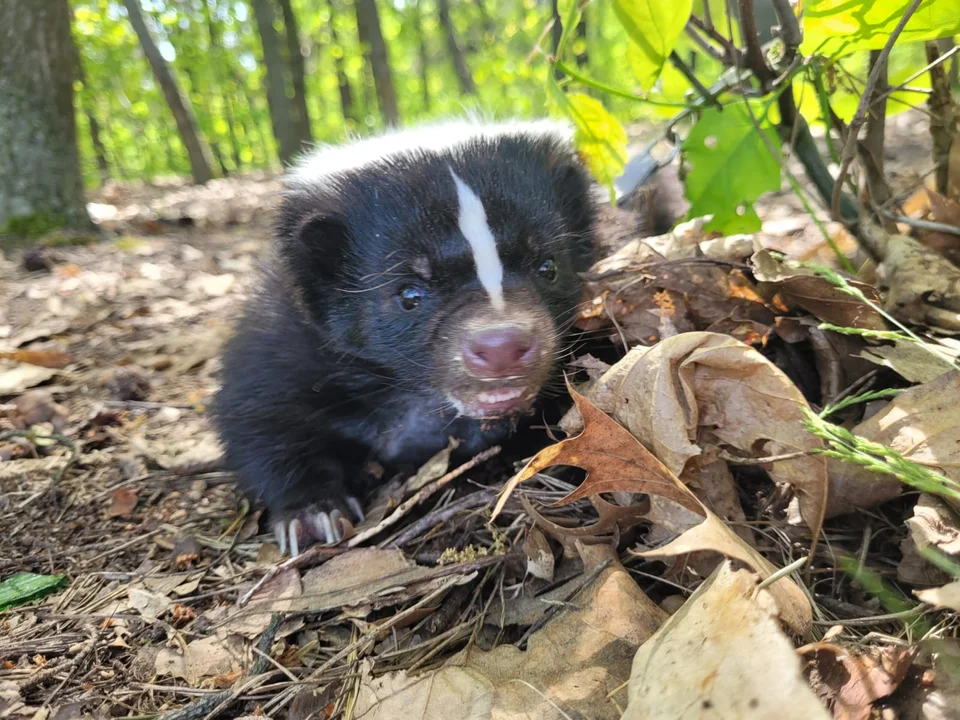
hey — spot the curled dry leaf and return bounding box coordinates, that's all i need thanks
[830,372,960,518]
[751,249,887,330]
[877,233,960,332]
[353,544,666,720]
[494,385,813,637]
[521,527,554,582]
[803,643,913,720]
[622,562,830,720]
[0,364,57,395]
[915,581,960,612]
[559,331,827,539]
[899,493,960,587]
[859,337,958,384]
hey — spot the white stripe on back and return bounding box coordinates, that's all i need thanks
[449,169,505,311]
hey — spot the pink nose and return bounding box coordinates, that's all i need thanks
[464,328,540,378]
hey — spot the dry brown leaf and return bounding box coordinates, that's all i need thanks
[521,527,554,582]
[354,544,666,720]
[804,643,913,720]
[222,568,302,638]
[860,339,958,383]
[915,581,960,611]
[297,548,475,616]
[752,249,887,330]
[561,331,827,538]
[0,349,73,369]
[127,587,171,622]
[107,487,139,517]
[899,494,960,587]
[879,233,960,332]
[920,190,960,264]
[829,373,960,517]
[622,562,829,719]
[154,633,250,685]
[495,386,813,637]
[0,364,57,395]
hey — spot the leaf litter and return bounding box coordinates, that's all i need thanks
[3,119,960,718]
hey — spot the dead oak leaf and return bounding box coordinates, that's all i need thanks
[494,386,813,637]
[107,488,139,517]
[803,643,913,720]
[623,562,830,720]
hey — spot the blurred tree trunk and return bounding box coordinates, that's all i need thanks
[412,0,430,111]
[576,12,588,67]
[277,0,313,147]
[251,0,300,165]
[354,0,400,126]
[203,0,243,170]
[325,0,357,124]
[0,0,91,233]
[437,0,476,95]
[73,39,111,184]
[550,0,562,80]
[122,0,213,184]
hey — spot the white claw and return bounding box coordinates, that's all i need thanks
[329,510,345,543]
[275,522,288,556]
[346,496,366,523]
[289,519,301,557]
[315,512,335,545]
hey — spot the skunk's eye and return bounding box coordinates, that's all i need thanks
[398,284,426,310]
[537,258,558,283]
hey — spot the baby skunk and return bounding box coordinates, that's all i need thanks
[213,120,597,556]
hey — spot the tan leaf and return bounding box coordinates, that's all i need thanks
[521,527,554,582]
[860,338,958,383]
[623,562,829,719]
[0,350,73,369]
[107,488,139,517]
[494,385,813,637]
[222,568,302,638]
[354,544,666,720]
[154,633,250,685]
[804,643,913,720]
[0,364,57,394]
[916,581,960,611]
[829,373,960,517]
[127,588,171,622]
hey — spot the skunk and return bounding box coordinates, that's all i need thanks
[212,120,601,555]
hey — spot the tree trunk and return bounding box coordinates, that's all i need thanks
[354,0,400,126]
[0,0,90,233]
[325,0,357,124]
[412,0,430,111]
[203,2,243,170]
[122,0,213,184]
[437,0,476,96]
[73,34,110,183]
[251,0,300,165]
[277,0,313,147]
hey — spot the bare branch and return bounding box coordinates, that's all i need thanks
[770,0,802,65]
[737,0,775,87]
[860,50,895,230]
[925,41,957,195]
[831,0,924,222]
[684,22,727,64]
[688,14,742,66]
[669,50,721,108]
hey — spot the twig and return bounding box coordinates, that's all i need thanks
[383,488,498,548]
[688,14,741,66]
[737,0,775,87]
[668,50,720,108]
[831,0,924,222]
[346,445,501,547]
[881,210,960,237]
[157,613,282,720]
[925,41,957,195]
[718,449,813,465]
[770,0,802,66]
[870,44,960,108]
[859,50,895,229]
[684,22,727,65]
[514,558,613,649]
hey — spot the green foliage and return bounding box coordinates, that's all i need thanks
[802,0,960,58]
[613,0,693,90]
[681,102,781,234]
[2,212,69,237]
[547,79,627,193]
[0,572,68,612]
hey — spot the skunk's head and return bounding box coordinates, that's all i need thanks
[276,120,596,418]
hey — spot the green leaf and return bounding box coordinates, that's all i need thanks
[681,102,782,234]
[547,78,628,194]
[613,0,694,90]
[802,0,960,58]
[0,572,68,612]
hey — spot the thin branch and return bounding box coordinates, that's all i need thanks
[859,49,895,230]
[688,14,742,66]
[684,22,728,64]
[831,0,924,222]
[925,40,957,195]
[770,0,802,66]
[669,50,721,108]
[881,211,960,237]
[737,0,775,87]
[870,44,960,108]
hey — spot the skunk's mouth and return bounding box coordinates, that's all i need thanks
[449,385,539,418]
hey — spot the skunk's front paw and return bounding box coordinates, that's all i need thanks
[272,496,366,557]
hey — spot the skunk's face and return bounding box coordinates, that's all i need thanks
[277,128,596,418]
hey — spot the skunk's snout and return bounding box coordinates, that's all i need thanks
[463,326,541,379]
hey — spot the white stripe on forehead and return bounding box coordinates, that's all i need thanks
[449,169,505,311]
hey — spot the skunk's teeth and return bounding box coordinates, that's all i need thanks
[477,388,524,404]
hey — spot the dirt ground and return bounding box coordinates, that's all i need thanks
[0,110,954,719]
